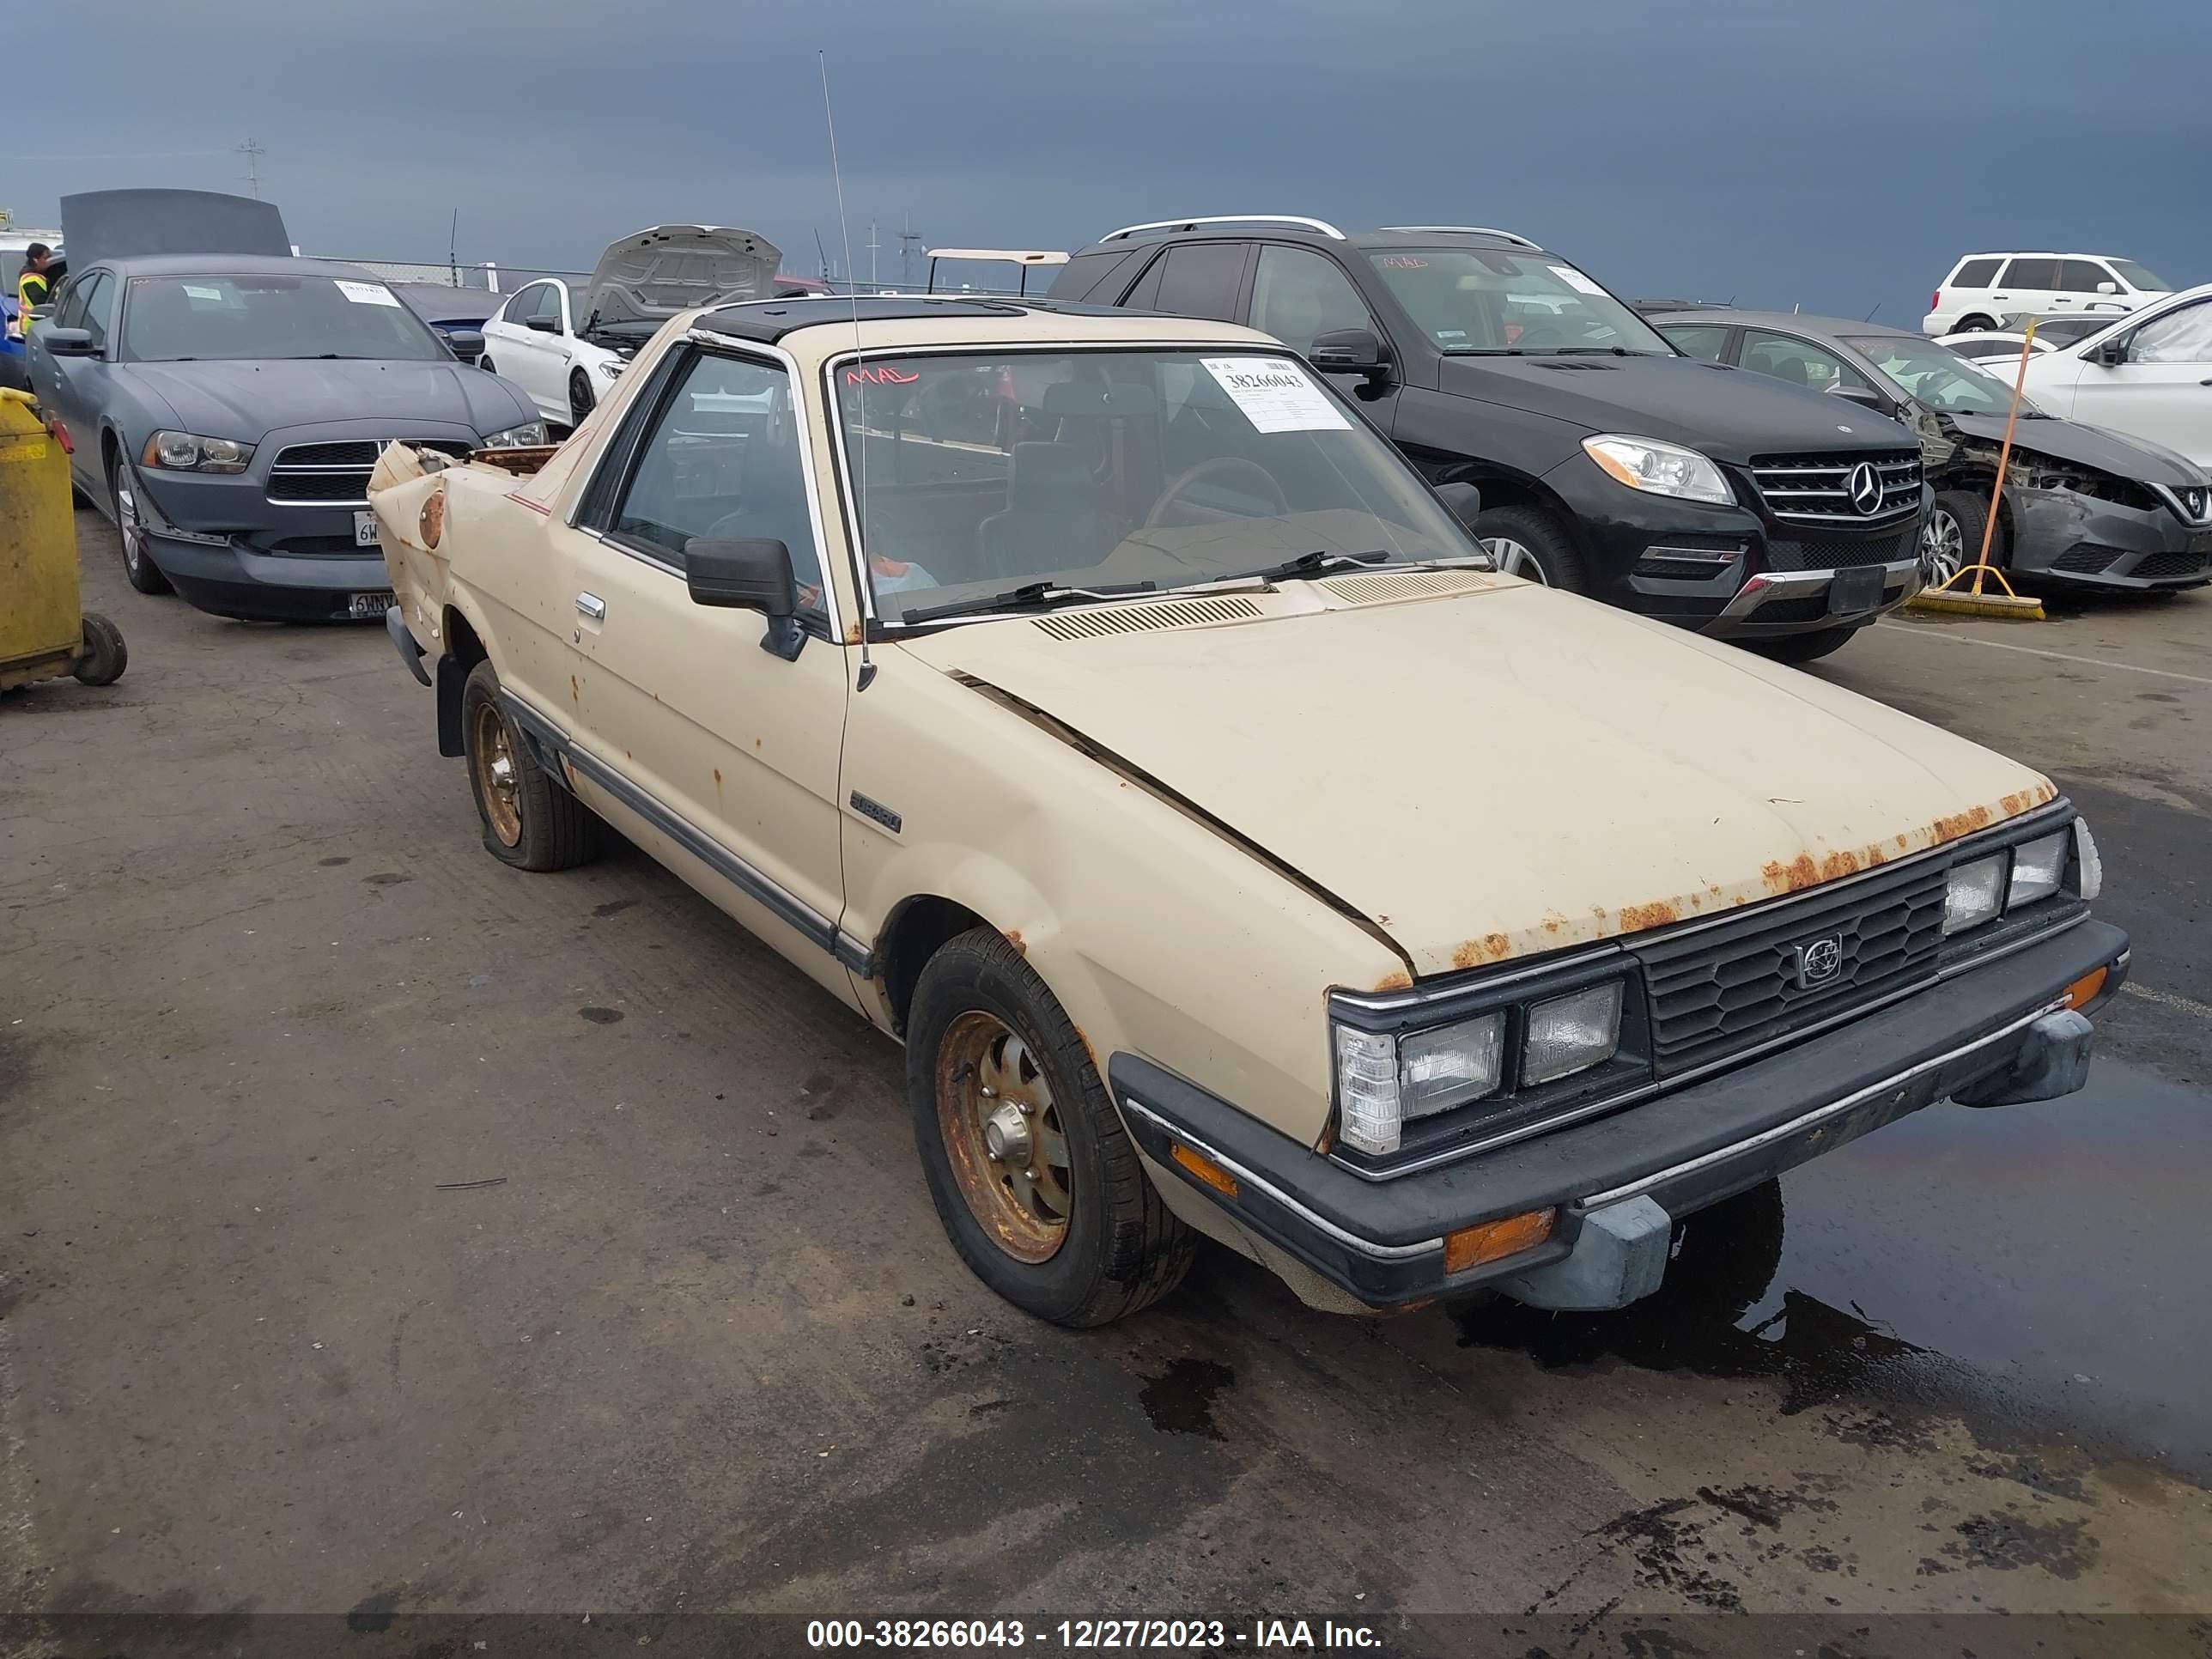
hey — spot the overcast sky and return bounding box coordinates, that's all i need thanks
[13,0,2209,322]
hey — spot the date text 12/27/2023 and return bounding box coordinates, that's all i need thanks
[805,1620,1384,1650]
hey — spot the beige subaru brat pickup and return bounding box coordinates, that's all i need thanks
[370,295,2127,1327]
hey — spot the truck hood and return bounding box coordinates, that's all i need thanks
[582,225,782,329]
[1437,354,1915,463]
[123,358,536,442]
[1947,410,2208,486]
[902,585,2054,982]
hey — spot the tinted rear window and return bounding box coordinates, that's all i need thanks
[1951,258,2002,289]
[1049,246,1143,304]
[1151,243,1248,322]
[2002,258,2060,289]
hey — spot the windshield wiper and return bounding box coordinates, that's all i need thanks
[898,578,1159,625]
[1213,550,1395,586]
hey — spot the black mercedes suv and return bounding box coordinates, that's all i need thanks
[1050,217,1931,661]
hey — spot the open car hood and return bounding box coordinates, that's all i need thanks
[59,189,290,269]
[581,225,781,329]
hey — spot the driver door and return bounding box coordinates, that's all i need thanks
[2069,297,2212,465]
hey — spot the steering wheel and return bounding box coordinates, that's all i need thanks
[1144,457,1291,529]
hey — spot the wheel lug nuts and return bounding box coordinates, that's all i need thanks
[1024,1168,1036,1180]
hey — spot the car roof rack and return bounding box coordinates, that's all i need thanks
[1378,225,1542,250]
[1099,216,1346,243]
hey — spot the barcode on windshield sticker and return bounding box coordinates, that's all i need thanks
[1549,265,1607,297]
[1200,357,1351,434]
[335,280,402,307]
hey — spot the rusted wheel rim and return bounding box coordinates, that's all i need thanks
[936,1011,1071,1263]
[470,702,523,847]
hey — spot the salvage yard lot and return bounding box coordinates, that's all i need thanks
[3,514,2209,1631]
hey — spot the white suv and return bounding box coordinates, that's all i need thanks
[1923,252,2172,337]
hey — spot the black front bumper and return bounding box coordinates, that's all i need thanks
[1112,919,2128,1311]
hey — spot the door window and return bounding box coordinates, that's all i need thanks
[1658,324,1729,362]
[1150,243,1248,323]
[2060,260,2116,295]
[1249,246,1375,357]
[78,273,117,353]
[53,277,90,331]
[1739,330,1876,396]
[605,350,828,622]
[518,283,562,329]
[2130,300,2212,365]
[2000,258,2059,290]
[1950,258,2002,289]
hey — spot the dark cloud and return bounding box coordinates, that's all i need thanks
[13,0,2208,320]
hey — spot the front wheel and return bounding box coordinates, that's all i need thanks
[477,355,495,376]
[107,452,173,595]
[568,369,597,428]
[1470,504,1587,593]
[1924,489,1996,589]
[907,928,1194,1327]
[460,659,602,871]
[1954,314,1996,334]
[1747,623,1862,665]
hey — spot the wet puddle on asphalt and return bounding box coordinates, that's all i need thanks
[1460,1058,2212,1484]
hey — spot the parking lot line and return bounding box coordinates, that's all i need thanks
[2122,981,2212,1021]
[1874,623,2212,688]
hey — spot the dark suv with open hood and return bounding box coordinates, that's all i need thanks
[1051,218,1930,661]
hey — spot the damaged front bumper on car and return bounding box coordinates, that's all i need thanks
[2008,479,2212,590]
[1113,902,2127,1316]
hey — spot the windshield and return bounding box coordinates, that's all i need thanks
[2109,259,2170,293]
[1365,249,1674,356]
[1844,336,2045,417]
[121,273,450,363]
[833,349,1480,623]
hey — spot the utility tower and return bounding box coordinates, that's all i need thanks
[236,138,266,198]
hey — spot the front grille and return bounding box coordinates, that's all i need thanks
[1766,526,1917,570]
[1749,450,1923,526]
[1632,859,1948,1077]
[2053,544,2122,574]
[1749,594,1834,624]
[267,439,472,506]
[2133,547,2210,580]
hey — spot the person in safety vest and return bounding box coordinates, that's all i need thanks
[15,245,56,318]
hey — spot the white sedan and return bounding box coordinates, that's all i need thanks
[2021,283,2212,467]
[479,224,784,429]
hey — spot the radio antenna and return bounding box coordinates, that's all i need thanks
[820,50,875,688]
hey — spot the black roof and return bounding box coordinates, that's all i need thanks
[691,294,1130,343]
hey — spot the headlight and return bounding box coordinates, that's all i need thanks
[2073,818,2102,901]
[479,421,548,449]
[1943,853,2007,936]
[597,359,624,379]
[1582,434,1735,506]
[142,431,253,474]
[1523,981,1623,1085]
[2007,830,2070,909]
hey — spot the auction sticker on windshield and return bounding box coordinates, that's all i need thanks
[1549,265,1607,296]
[335,280,402,307]
[1201,357,1351,434]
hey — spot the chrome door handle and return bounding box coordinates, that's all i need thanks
[575,592,606,621]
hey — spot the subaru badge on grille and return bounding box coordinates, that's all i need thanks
[1794,934,1844,988]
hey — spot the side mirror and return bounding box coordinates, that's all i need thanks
[2096,281,2119,295]
[1309,327,1388,379]
[447,329,486,358]
[524,313,562,334]
[40,327,95,358]
[686,537,804,659]
[1830,383,1890,412]
[2092,336,2130,367]
[1433,479,1483,528]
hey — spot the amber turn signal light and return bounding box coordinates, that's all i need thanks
[1170,1144,1238,1200]
[1443,1208,1555,1274]
[2063,966,2109,1011]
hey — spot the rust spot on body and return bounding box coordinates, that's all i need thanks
[1449,935,1512,970]
[1005,928,1027,957]
[1819,849,1861,880]
[1618,900,1680,932]
[1764,854,1821,893]
[1895,833,1911,851]
[1373,972,1413,993]
[568,675,580,704]
[1931,804,1993,845]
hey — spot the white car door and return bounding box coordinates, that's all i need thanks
[2066,296,2212,467]
[495,282,568,424]
[479,289,530,385]
[1984,257,2060,325]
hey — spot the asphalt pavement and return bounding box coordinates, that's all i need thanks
[3,517,2208,1650]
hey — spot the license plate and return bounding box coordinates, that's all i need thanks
[354,510,381,547]
[1830,563,1884,614]
[347,592,394,620]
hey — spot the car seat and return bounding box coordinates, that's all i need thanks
[975,441,1121,581]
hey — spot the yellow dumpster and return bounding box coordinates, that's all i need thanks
[1,387,126,692]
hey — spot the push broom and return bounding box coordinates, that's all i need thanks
[1905,321,2045,619]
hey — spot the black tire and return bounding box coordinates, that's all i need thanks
[477,355,495,376]
[1469,503,1589,594]
[907,928,1195,1327]
[70,612,128,685]
[1955,314,1996,334]
[460,659,601,871]
[568,369,596,427]
[1927,488,2000,587]
[106,450,173,596]
[1747,623,1861,665]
